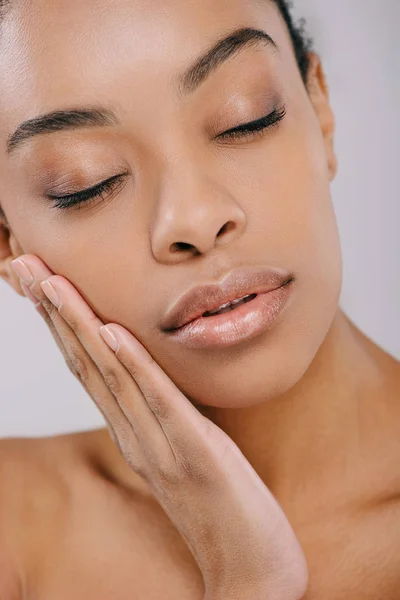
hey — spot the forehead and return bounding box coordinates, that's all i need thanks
[0,0,288,140]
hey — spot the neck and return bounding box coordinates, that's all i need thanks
[197,308,391,506]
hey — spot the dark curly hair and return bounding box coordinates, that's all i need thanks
[273,0,313,82]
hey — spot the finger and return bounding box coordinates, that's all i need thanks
[33,271,174,464]
[23,263,119,439]
[20,276,74,374]
[21,279,70,362]
[20,281,41,306]
[17,261,72,362]
[96,324,220,475]
[11,256,133,455]
[103,324,207,432]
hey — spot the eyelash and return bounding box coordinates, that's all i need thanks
[217,104,286,142]
[49,104,286,210]
[49,173,128,211]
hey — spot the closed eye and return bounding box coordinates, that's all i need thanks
[217,104,286,142]
[48,172,129,211]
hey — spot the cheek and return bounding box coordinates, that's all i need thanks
[228,115,341,279]
[269,123,343,339]
[51,233,154,334]
[10,200,155,335]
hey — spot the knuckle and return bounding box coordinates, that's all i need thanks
[63,312,84,336]
[101,366,123,397]
[118,440,144,475]
[37,303,55,326]
[169,426,216,488]
[153,444,204,488]
[122,351,154,379]
[156,458,183,487]
[41,298,59,319]
[121,354,140,379]
[140,444,181,487]
[65,352,91,385]
[176,450,212,487]
[123,450,143,474]
[145,390,171,423]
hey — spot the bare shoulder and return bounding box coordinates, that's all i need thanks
[0,431,204,599]
[0,426,152,551]
[0,433,83,599]
[0,430,102,539]
[0,433,75,516]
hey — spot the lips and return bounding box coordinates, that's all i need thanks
[161,265,294,331]
[202,293,257,316]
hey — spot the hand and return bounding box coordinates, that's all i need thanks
[12,254,308,600]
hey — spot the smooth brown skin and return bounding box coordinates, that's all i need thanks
[0,0,399,598]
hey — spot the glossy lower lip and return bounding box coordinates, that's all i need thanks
[165,279,294,349]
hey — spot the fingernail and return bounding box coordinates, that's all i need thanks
[11,259,34,285]
[99,326,119,352]
[40,280,61,308]
[20,281,40,305]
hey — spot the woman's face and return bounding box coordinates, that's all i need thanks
[0,0,342,408]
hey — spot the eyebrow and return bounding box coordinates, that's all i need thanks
[6,26,277,155]
[6,107,119,154]
[177,26,277,96]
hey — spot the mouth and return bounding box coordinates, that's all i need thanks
[161,265,294,333]
[200,293,258,318]
[165,278,295,350]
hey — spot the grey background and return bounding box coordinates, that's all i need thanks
[0,0,399,438]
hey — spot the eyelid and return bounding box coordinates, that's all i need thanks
[48,171,129,210]
[47,172,127,200]
[217,104,286,141]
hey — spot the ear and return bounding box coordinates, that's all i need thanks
[0,212,26,298]
[306,52,338,181]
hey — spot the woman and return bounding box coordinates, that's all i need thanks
[0,0,399,598]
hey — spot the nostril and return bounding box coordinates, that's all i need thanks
[171,241,195,253]
[217,221,235,237]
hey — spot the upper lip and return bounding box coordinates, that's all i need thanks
[161,265,294,331]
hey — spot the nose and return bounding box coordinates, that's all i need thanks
[151,169,247,264]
